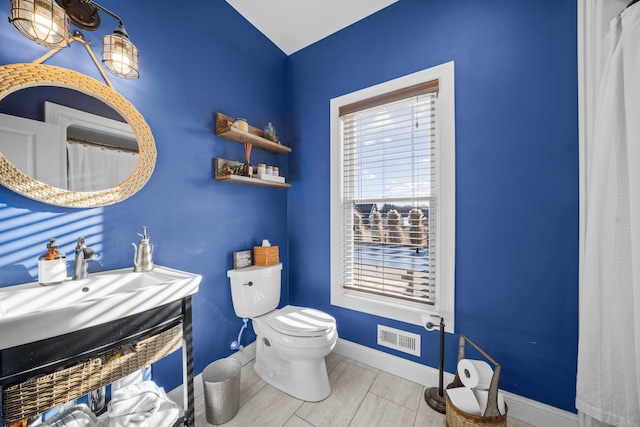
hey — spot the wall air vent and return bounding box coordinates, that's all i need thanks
[377,325,421,357]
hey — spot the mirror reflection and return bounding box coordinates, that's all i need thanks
[0,86,138,192]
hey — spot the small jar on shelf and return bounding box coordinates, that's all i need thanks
[264,122,277,142]
[233,118,248,132]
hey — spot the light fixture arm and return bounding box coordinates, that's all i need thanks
[31,32,114,89]
[85,0,124,29]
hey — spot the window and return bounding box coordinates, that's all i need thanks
[330,62,455,331]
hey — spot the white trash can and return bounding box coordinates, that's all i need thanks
[202,358,242,424]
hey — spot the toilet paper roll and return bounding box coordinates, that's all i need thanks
[473,389,506,416]
[457,359,494,390]
[446,387,482,416]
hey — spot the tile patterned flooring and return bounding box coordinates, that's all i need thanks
[191,352,535,427]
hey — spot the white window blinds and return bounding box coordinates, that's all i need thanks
[340,86,438,306]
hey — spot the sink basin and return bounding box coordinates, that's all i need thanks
[0,265,201,350]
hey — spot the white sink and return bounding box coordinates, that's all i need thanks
[0,265,201,350]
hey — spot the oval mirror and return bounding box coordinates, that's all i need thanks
[0,63,156,208]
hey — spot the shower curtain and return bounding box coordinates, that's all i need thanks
[576,3,640,427]
[67,142,138,192]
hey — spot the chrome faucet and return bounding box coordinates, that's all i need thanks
[72,237,95,280]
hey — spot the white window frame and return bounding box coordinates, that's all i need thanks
[330,61,456,332]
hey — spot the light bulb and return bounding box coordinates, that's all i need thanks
[31,11,58,43]
[109,52,133,75]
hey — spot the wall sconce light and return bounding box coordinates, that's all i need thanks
[9,0,71,48]
[9,0,139,79]
[102,24,138,79]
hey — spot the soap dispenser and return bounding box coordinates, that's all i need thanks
[132,226,154,272]
[38,238,67,285]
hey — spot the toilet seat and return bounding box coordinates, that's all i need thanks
[266,305,336,337]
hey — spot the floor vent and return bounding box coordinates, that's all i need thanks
[377,325,421,357]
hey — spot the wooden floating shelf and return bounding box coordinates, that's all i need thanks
[215,112,292,154]
[214,158,291,188]
[216,174,291,188]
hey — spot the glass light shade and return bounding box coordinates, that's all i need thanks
[9,0,70,48]
[102,32,139,79]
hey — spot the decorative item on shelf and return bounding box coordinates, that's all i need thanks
[256,174,285,183]
[257,164,266,175]
[215,159,251,177]
[213,158,291,188]
[272,167,279,177]
[219,163,234,176]
[266,165,273,175]
[233,250,252,269]
[215,113,291,154]
[233,118,249,132]
[9,0,140,79]
[243,143,253,176]
[264,122,278,143]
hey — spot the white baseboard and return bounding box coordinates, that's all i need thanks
[169,339,577,427]
[333,339,578,427]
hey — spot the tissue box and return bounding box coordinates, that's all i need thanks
[254,246,279,266]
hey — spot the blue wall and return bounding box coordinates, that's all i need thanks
[286,0,579,413]
[0,0,579,415]
[0,1,289,392]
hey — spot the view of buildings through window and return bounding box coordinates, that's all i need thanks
[343,93,436,305]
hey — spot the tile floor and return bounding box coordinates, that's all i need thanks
[191,352,535,427]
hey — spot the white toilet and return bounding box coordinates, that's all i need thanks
[227,263,338,402]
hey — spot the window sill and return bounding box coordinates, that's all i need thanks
[331,290,454,333]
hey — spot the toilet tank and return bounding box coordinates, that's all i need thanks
[227,263,282,318]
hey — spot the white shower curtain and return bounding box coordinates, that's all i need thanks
[67,143,138,191]
[577,4,640,427]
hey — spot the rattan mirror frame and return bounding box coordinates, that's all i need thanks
[0,63,156,207]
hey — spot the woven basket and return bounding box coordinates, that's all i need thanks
[445,335,508,427]
[254,246,279,266]
[2,324,182,426]
[445,392,507,427]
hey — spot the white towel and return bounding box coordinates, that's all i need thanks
[42,404,97,427]
[106,381,179,427]
[111,369,144,392]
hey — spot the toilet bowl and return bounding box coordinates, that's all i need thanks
[253,305,337,401]
[227,264,338,401]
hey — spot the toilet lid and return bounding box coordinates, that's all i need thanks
[267,305,336,337]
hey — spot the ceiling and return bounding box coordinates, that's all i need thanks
[225,0,399,56]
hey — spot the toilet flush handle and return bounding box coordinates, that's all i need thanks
[244,281,253,287]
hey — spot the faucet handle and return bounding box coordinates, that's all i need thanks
[83,247,95,259]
